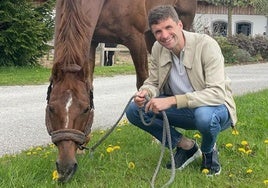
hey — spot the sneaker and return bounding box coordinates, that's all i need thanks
[166,142,202,170]
[201,149,221,176]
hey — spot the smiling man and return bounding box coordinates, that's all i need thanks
[126,5,237,176]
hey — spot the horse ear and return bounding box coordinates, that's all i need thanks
[61,64,82,72]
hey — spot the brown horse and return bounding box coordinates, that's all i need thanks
[45,0,196,183]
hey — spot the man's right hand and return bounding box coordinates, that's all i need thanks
[134,90,148,107]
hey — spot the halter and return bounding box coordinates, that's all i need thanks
[46,80,94,148]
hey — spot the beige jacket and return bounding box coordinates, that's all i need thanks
[140,30,237,125]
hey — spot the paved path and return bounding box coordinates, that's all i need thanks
[0,63,268,157]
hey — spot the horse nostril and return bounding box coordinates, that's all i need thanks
[56,161,59,169]
[73,163,78,173]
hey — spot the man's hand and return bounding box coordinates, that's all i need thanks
[134,90,149,107]
[145,96,177,114]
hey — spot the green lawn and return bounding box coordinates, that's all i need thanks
[0,64,135,86]
[0,89,267,188]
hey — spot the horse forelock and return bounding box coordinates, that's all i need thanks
[53,0,91,76]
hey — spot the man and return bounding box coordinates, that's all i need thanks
[126,5,237,176]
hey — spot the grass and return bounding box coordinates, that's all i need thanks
[0,89,267,188]
[0,64,135,86]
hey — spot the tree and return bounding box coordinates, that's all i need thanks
[0,0,55,66]
[203,0,251,37]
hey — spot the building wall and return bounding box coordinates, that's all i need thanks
[194,13,267,36]
[195,1,267,36]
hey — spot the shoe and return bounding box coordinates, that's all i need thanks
[201,148,221,176]
[166,142,202,170]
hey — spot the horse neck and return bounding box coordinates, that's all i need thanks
[53,0,91,79]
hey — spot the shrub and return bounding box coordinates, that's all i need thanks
[214,36,239,64]
[233,48,255,63]
[228,34,256,56]
[0,0,55,66]
[252,35,268,60]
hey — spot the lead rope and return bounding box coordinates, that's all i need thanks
[90,95,176,188]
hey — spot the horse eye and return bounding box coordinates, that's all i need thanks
[47,105,55,113]
[83,107,90,114]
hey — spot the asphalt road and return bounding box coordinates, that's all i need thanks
[0,63,268,157]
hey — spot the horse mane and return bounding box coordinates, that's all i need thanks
[52,0,90,79]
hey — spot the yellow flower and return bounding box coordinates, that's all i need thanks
[225,143,233,148]
[246,169,253,174]
[229,174,234,178]
[52,170,59,180]
[264,180,268,185]
[116,128,122,131]
[241,141,248,146]
[193,133,201,139]
[26,152,32,156]
[35,147,42,151]
[245,149,252,154]
[106,146,114,153]
[238,148,246,153]
[113,145,121,150]
[232,129,239,135]
[202,168,209,174]
[128,162,135,169]
[264,140,268,144]
[100,130,105,134]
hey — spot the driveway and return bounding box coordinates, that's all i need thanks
[0,63,268,157]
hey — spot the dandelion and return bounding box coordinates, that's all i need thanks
[193,133,201,139]
[128,162,135,169]
[245,149,252,155]
[238,148,246,153]
[241,141,248,146]
[202,168,209,174]
[246,169,253,174]
[35,147,42,151]
[113,145,121,150]
[52,170,59,180]
[232,129,239,135]
[264,180,268,185]
[264,140,268,144]
[106,146,114,153]
[100,130,105,134]
[229,174,234,178]
[225,143,233,148]
[26,152,32,156]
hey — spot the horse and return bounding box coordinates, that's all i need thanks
[45,0,196,183]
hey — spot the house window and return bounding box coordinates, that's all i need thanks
[212,21,227,36]
[236,22,251,36]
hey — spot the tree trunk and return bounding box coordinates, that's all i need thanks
[227,6,233,37]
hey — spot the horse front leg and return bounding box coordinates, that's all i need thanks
[126,36,149,89]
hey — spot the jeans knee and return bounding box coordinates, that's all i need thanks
[195,112,221,135]
[125,102,138,125]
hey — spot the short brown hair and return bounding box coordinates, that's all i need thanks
[148,5,180,29]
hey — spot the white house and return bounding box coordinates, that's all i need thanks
[193,1,267,36]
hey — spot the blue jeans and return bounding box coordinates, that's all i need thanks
[126,97,232,153]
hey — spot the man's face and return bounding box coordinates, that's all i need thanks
[151,17,183,51]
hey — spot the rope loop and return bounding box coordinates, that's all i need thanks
[90,94,176,188]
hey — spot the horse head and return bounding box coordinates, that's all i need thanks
[45,66,94,183]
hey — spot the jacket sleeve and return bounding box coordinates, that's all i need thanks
[139,43,161,98]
